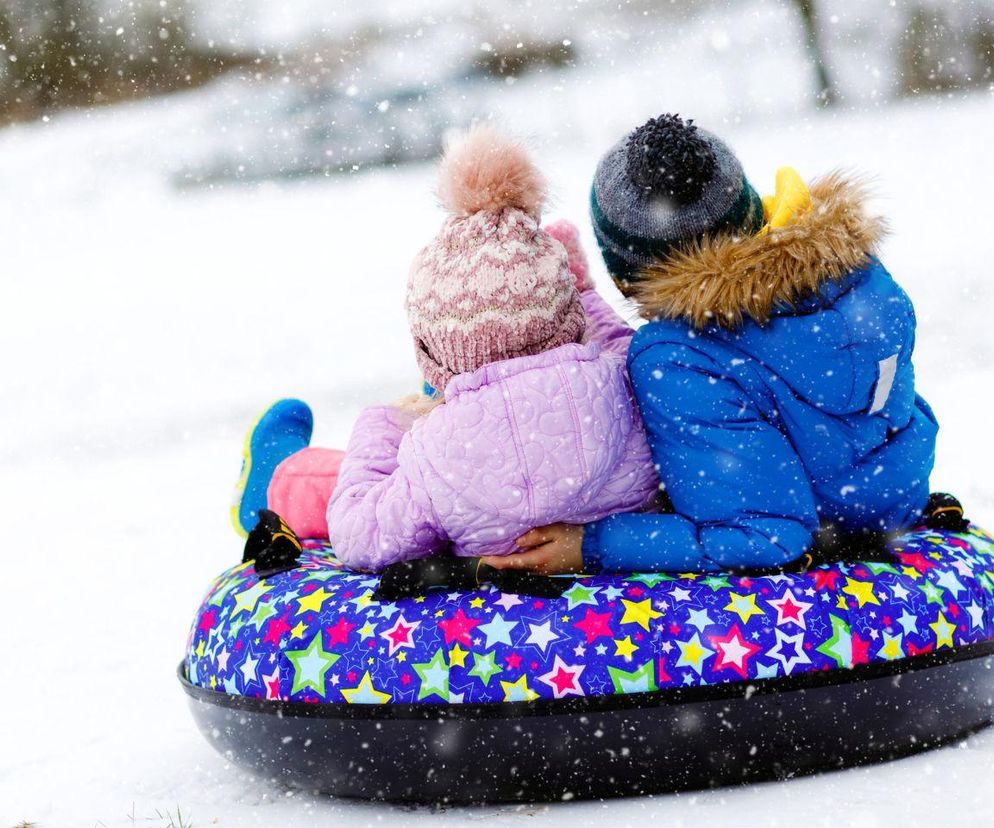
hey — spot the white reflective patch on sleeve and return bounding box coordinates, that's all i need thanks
[869,353,899,414]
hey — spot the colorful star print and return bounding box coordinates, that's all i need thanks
[186,529,994,706]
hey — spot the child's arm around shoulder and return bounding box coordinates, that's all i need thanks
[326,403,445,572]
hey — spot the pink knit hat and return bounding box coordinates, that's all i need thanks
[406,125,586,393]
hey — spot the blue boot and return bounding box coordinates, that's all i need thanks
[231,399,313,537]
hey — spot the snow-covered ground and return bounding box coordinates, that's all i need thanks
[2,75,994,826]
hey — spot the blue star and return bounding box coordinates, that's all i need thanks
[897,609,919,635]
[934,569,967,597]
[685,607,713,633]
[477,614,517,647]
[755,661,779,680]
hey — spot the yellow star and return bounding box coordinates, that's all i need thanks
[469,597,485,609]
[195,640,206,658]
[677,572,700,580]
[415,596,426,604]
[561,615,570,623]
[232,580,272,617]
[209,675,217,689]
[614,636,638,660]
[724,592,763,623]
[500,675,539,702]
[879,633,904,661]
[930,611,956,649]
[449,644,469,668]
[396,651,407,663]
[434,609,445,618]
[928,552,942,560]
[841,578,879,608]
[295,586,332,615]
[340,671,391,704]
[836,594,848,610]
[620,598,663,631]
[358,621,376,639]
[290,621,308,639]
[901,566,923,581]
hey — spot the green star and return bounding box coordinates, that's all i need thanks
[250,598,277,627]
[285,634,339,696]
[413,648,450,701]
[607,660,657,694]
[816,614,852,669]
[702,575,732,592]
[468,649,502,687]
[206,575,244,608]
[561,581,599,610]
[864,561,899,576]
[919,579,945,607]
[627,573,674,587]
[232,580,272,617]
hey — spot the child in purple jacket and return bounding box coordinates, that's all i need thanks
[234,126,658,572]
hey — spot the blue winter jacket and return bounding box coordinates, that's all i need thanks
[583,178,937,573]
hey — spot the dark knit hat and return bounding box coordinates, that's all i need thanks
[590,114,764,293]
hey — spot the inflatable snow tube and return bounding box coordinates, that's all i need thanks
[180,525,994,802]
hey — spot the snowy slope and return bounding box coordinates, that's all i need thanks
[2,83,994,826]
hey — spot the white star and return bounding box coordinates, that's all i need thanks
[525,621,559,653]
[239,652,259,683]
[765,629,811,675]
[671,587,692,602]
[494,593,523,612]
[216,647,231,672]
[966,602,985,630]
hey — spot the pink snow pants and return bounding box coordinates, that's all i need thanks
[267,447,345,540]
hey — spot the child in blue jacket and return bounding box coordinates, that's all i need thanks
[485,114,945,575]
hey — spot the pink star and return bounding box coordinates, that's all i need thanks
[710,625,761,679]
[538,656,586,699]
[380,614,421,655]
[438,608,481,646]
[768,589,812,630]
[197,608,219,633]
[263,668,280,699]
[326,617,356,647]
[262,613,292,646]
[573,609,613,644]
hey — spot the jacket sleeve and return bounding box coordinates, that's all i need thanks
[326,406,445,572]
[580,289,634,359]
[582,339,819,573]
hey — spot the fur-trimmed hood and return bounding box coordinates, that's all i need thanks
[631,172,887,329]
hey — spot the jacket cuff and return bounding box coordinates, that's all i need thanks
[581,521,604,574]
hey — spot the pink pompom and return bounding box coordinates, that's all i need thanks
[544,218,593,292]
[437,124,547,218]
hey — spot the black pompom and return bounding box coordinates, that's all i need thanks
[625,114,716,204]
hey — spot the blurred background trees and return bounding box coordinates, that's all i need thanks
[0,0,255,122]
[2,0,990,180]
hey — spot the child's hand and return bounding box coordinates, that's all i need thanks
[482,523,585,575]
[391,393,441,418]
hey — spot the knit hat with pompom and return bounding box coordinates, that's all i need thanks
[590,113,764,295]
[406,125,586,394]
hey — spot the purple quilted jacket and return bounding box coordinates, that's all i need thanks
[326,291,658,571]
